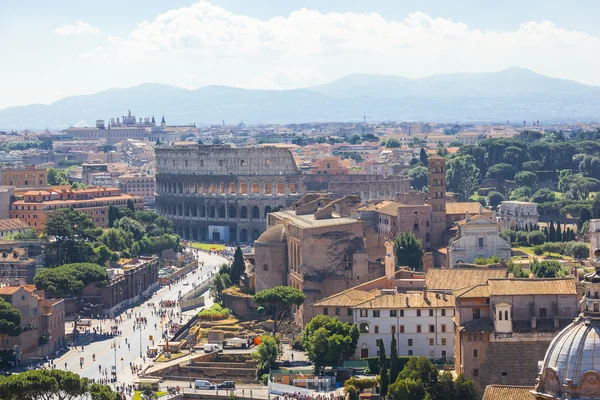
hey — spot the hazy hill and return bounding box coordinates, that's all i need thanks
[2,68,600,129]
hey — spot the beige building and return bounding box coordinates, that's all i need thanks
[118,173,156,204]
[254,194,386,326]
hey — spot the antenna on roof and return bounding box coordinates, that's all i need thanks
[363,113,371,124]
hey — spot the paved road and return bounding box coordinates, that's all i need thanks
[53,251,227,387]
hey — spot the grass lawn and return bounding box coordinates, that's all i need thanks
[511,245,573,261]
[189,242,226,251]
[133,391,168,400]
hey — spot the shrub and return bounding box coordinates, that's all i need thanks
[291,336,304,351]
[533,246,543,255]
[565,241,590,259]
[197,304,231,320]
[541,242,562,254]
[515,231,528,244]
[528,231,546,246]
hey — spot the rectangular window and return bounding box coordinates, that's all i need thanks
[473,308,481,319]
[473,349,479,358]
[400,310,404,317]
[360,309,367,317]
[335,308,340,316]
[400,325,405,333]
[473,369,479,377]
[429,325,435,333]
[539,308,547,318]
[441,309,446,317]
[348,308,353,316]
[408,350,413,356]
[374,326,379,334]
[429,309,434,317]
[391,325,396,334]
[417,309,421,317]
[478,238,484,247]
[323,308,328,315]
[441,324,446,333]
[390,310,397,317]
[441,338,447,346]
[373,310,380,318]
[442,350,447,358]
[408,339,413,347]
[429,350,434,357]
[429,338,434,346]
[417,325,422,333]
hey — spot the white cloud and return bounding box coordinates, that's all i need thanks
[54,21,100,36]
[77,1,600,88]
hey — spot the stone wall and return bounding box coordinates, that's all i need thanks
[222,289,258,317]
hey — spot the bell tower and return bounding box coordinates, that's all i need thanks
[428,155,447,246]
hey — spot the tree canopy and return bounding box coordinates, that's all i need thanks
[0,369,120,400]
[446,155,480,201]
[393,232,425,270]
[253,286,305,333]
[302,315,359,374]
[0,299,22,336]
[34,263,109,298]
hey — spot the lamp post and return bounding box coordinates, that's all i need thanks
[188,336,195,388]
[136,319,143,358]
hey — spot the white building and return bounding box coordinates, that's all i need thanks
[447,214,511,266]
[353,289,455,361]
[496,201,539,230]
[589,219,600,258]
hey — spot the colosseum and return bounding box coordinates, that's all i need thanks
[155,144,306,243]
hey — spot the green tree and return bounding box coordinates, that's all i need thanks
[393,232,424,270]
[390,334,399,383]
[378,339,389,399]
[385,138,401,148]
[94,245,112,266]
[0,369,120,400]
[126,199,135,213]
[515,171,538,188]
[302,315,359,374]
[452,374,478,400]
[44,209,101,266]
[253,286,305,333]
[592,193,600,218]
[531,188,556,203]
[487,163,516,180]
[407,165,428,191]
[446,155,481,201]
[398,357,439,390]
[107,206,121,228]
[34,263,109,298]
[487,191,505,208]
[527,230,546,246]
[229,246,245,285]
[419,148,428,166]
[388,378,426,400]
[209,272,231,304]
[531,260,561,278]
[549,220,556,242]
[349,134,362,145]
[362,133,379,142]
[98,228,133,251]
[4,229,38,240]
[251,335,281,379]
[47,168,69,186]
[522,160,543,172]
[0,298,22,336]
[556,220,562,242]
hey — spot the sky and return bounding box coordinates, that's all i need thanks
[1,0,600,109]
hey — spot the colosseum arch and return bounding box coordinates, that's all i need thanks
[240,183,248,195]
[229,183,236,195]
[199,203,206,217]
[252,206,260,220]
[239,229,248,242]
[241,206,248,219]
[264,206,272,218]
[191,227,198,241]
[264,183,273,195]
[228,205,237,219]
[252,229,260,241]
[252,183,260,195]
[219,182,226,195]
[209,205,216,218]
[218,204,226,218]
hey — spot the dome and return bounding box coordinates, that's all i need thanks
[255,225,287,244]
[533,266,600,399]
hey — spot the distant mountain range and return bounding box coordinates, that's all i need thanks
[2,67,600,130]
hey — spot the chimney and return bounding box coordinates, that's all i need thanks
[423,285,427,300]
[531,317,537,330]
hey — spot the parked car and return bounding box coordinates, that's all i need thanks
[217,381,236,389]
[194,380,215,390]
[203,343,223,353]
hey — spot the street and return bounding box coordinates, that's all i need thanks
[51,251,227,388]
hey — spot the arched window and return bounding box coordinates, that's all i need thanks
[425,233,431,243]
[505,310,509,320]
[499,311,502,321]
[252,206,260,219]
[359,323,369,334]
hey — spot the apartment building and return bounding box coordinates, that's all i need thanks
[353,289,455,361]
[1,166,47,189]
[9,186,144,232]
[118,173,156,204]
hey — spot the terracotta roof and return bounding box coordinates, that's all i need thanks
[482,385,534,400]
[488,278,576,296]
[0,285,33,295]
[0,219,29,232]
[313,288,379,307]
[445,202,492,215]
[425,268,507,291]
[354,291,454,309]
[453,284,490,299]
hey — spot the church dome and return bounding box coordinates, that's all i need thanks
[533,266,600,399]
[255,225,287,244]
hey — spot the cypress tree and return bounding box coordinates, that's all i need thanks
[544,226,549,241]
[549,220,556,242]
[229,246,245,285]
[420,148,429,166]
[556,221,562,242]
[390,334,399,384]
[378,339,389,399]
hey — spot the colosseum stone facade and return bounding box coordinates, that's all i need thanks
[155,144,305,243]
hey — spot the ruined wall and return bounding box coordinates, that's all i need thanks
[255,242,288,292]
[155,145,305,242]
[328,177,411,201]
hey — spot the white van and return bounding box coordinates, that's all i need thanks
[194,380,214,390]
[203,343,223,353]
